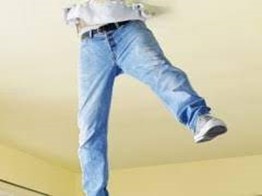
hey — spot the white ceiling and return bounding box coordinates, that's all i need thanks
[0,0,262,172]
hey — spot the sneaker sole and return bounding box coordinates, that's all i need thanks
[195,125,227,143]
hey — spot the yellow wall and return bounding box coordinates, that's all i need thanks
[109,155,262,196]
[0,144,78,196]
[75,174,84,196]
[1,143,262,196]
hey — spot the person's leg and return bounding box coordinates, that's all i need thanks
[77,33,122,196]
[113,20,226,140]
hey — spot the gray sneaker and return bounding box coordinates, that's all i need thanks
[193,114,227,143]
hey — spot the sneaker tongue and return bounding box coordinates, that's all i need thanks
[202,114,212,121]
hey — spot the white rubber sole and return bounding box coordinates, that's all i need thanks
[194,118,227,143]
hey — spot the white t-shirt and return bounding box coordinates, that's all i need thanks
[63,0,155,36]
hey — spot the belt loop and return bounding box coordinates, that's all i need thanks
[89,31,93,38]
[115,22,119,28]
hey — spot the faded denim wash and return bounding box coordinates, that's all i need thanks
[77,20,211,196]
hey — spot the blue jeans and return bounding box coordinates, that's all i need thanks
[77,20,211,196]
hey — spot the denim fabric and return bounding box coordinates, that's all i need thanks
[77,20,211,196]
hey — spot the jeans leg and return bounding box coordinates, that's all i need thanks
[115,20,211,131]
[77,35,120,196]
